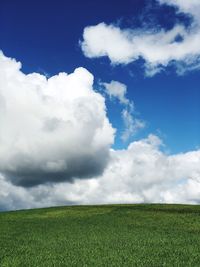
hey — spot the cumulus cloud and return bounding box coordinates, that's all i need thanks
[0,52,199,211]
[1,135,200,211]
[101,80,145,141]
[0,52,115,187]
[81,1,200,75]
[81,23,136,64]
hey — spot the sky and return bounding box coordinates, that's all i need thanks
[0,0,200,210]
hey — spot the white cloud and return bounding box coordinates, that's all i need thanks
[1,134,200,211]
[0,53,200,211]
[158,0,200,21]
[0,52,115,187]
[102,80,129,105]
[101,80,145,141]
[121,109,145,142]
[81,1,200,75]
[81,23,135,64]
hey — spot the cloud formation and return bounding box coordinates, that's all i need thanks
[0,53,199,211]
[121,109,145,142]
[81,1,200,75]
[102,80,145,141]
[1,135,200,211]
[102,80,129,105]
[159,0,200,21]
[0,52,115,187]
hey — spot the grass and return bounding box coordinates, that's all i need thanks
[1,204,200,266]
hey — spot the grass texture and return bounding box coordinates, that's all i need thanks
[1,204,200,266]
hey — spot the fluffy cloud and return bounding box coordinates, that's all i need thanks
[0,52,115,187]
[1,135,200,211]
[95,135,200,204]
[81,23,135,64]
[81,1,200,75]
[0,52,200,211]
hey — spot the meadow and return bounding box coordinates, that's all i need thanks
[1,204,200,266]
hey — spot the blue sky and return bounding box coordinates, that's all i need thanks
[1,0,199,153]
[0,0,200,210]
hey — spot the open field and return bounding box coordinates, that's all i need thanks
[1,204,200,266]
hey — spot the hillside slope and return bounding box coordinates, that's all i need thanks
[1,204,200,266]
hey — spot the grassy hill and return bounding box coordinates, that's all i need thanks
[1,204,200,266]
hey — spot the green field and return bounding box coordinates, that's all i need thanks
[1,204,200,266]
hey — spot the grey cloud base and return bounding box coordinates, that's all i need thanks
[0,134,200,211]
[3,150,109,187]
[0,52,114,187]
